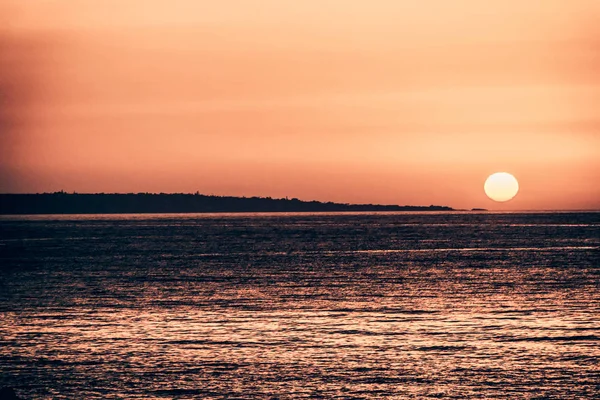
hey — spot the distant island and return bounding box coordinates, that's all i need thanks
[0,192,454,214]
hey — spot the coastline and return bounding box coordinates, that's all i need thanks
[0,193,453,215]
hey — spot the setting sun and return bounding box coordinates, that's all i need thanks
[484,172,519,202]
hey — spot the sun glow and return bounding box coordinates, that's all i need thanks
[484,172,519,202]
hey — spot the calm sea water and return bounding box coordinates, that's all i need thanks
[1,212,599,399]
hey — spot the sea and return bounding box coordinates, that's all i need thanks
[0,212,599,399]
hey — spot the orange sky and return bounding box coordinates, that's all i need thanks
[1,0,599,210]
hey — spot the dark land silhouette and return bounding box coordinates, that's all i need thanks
[0,192,454,214]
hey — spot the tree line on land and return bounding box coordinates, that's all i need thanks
[0,192,453,214]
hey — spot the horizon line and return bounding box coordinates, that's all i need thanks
[1,192,599,212]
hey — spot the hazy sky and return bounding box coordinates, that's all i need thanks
[1,0,599,209]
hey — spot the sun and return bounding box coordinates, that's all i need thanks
[484,172,519,202]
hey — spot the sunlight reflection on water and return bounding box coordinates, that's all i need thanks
[1,212,599,399]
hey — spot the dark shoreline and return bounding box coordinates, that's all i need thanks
[0,193,454,215]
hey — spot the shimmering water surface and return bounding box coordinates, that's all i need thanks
[1,212,599,399]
